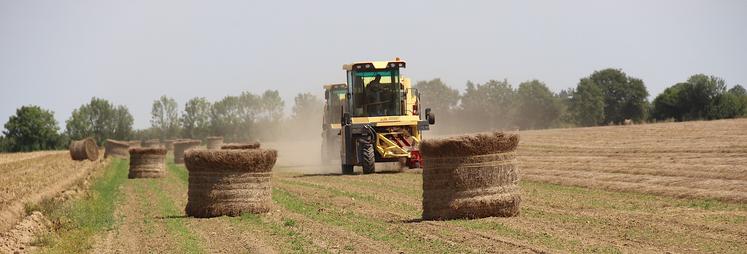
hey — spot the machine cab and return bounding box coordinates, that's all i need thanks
[343,60,407,118]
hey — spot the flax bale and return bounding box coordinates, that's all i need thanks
[420,132,521,220]
[220,142,260,150]
[128,147,167,178]
[69,138,99,161]
[128,140,142,148]
[104,139,130,159]
[206,136,224,150]
[173,140,202,164]
[143,139,162,148]
[184,149,277,217]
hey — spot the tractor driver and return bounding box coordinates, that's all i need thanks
[366,74,385,115]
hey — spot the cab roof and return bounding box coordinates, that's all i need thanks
[323,83,347,90]
[342,59,406,71]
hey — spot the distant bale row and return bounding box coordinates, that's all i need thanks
[143,139,162,148]
[128,140,142,148]
[206,136,224,150]
[221,142,260,150]
[128,147,166,179]
[104,139,129,159]
[421,132,521,220]
[173,140,202,164]
[69,138,98,161]
[185,149,277,218]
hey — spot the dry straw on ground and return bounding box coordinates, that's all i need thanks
[206,136,224,150]
[128,147,167,179]
[184,149,277,218]
[69,138,99,161]
[104,139,129,159]
[221,142,260,150]
[173,140,202,164]
[420,132,521,220]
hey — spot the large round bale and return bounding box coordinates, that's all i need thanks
[206,136,224,150]
[173,140,202,164]
[143,139,162,148]
[128,147,167,178]
[184,149,277,217]
[420,132,521,220]
[69,138,99,161]
[221,142,260,150]
[104,139,129,159]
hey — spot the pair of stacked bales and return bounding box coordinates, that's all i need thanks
[104,139,130,159]
[421,132,521,220]
[69,138,99,161]
[185,142,274,217]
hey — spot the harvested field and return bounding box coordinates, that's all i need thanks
[517,119,747,203]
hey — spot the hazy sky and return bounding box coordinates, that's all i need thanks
[1,0,745,129]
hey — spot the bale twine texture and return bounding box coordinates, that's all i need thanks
[128,147,167,179]
[104,139,130,159]
[184,149,277,218]
[221,142,260,150]
[173,140,202,164]
[420,132,521,220]
[206,136,224,150]
[69,138,99,161]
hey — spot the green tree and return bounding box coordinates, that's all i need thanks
[515,80,561,129]
[151,95,180,140]
[292,92,323,123]
[66,97,132,144]
[414,79,460,114]
[3,105,63,152]
[584,69,649,124]
[652,83,686,121]
[260,90,284,122]
[570,79,605,126]
[181,97,212,139]
[652,75,742,121]
[211,96,242,140]
[460,79,516,130]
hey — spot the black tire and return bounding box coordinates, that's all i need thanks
[341,164,354,175]
[359,137,375,174]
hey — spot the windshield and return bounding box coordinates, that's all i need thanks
[326,87,345,124]
[348,69,402,117]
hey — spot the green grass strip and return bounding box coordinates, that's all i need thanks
[229,213,329,254]
[36,158,127,253]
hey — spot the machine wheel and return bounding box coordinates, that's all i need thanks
[359,137,376,174]
[341,164,354,175]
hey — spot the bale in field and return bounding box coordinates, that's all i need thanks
[164,139,176,151]
[69,138,99,161]
[184,149,277,217]
[128,140,142,148]
[104,139,129,159]
[128,147,167,178]
[143,139,162,148]
[420,132,521,220]
[220,142,260,150]
[206,136,224,150]
[173,140,202,164]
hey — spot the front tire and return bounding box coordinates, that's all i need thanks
[359,137,375,174]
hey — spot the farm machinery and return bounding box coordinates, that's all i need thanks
[321,58,435,174]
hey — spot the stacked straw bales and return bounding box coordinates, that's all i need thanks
[143,139,162,148]
[69,138,99,161]
[206,136,224,150]
[184,149,277,217]
[221,142,260,150]
[104,139,129,159]
[173,140,202,164]
[128,147,167,178]
[420,132,521,220]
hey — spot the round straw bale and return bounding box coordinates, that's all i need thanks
[173,140,202,164]
[104,139,129,159]
[220,142,260,150]
[206,136,224,150]
[184,149,277,218]
[143,139,162,148]
[128,140,142,148]
[69,138,99,161]
[128,147,167,178]
[421,132,521,220]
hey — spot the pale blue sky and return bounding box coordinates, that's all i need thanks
[1,0,745,129]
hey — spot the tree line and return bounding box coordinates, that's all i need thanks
[416,68,746,134]
[2,68,745,152]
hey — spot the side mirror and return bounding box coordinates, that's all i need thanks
[425,108,435,125]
